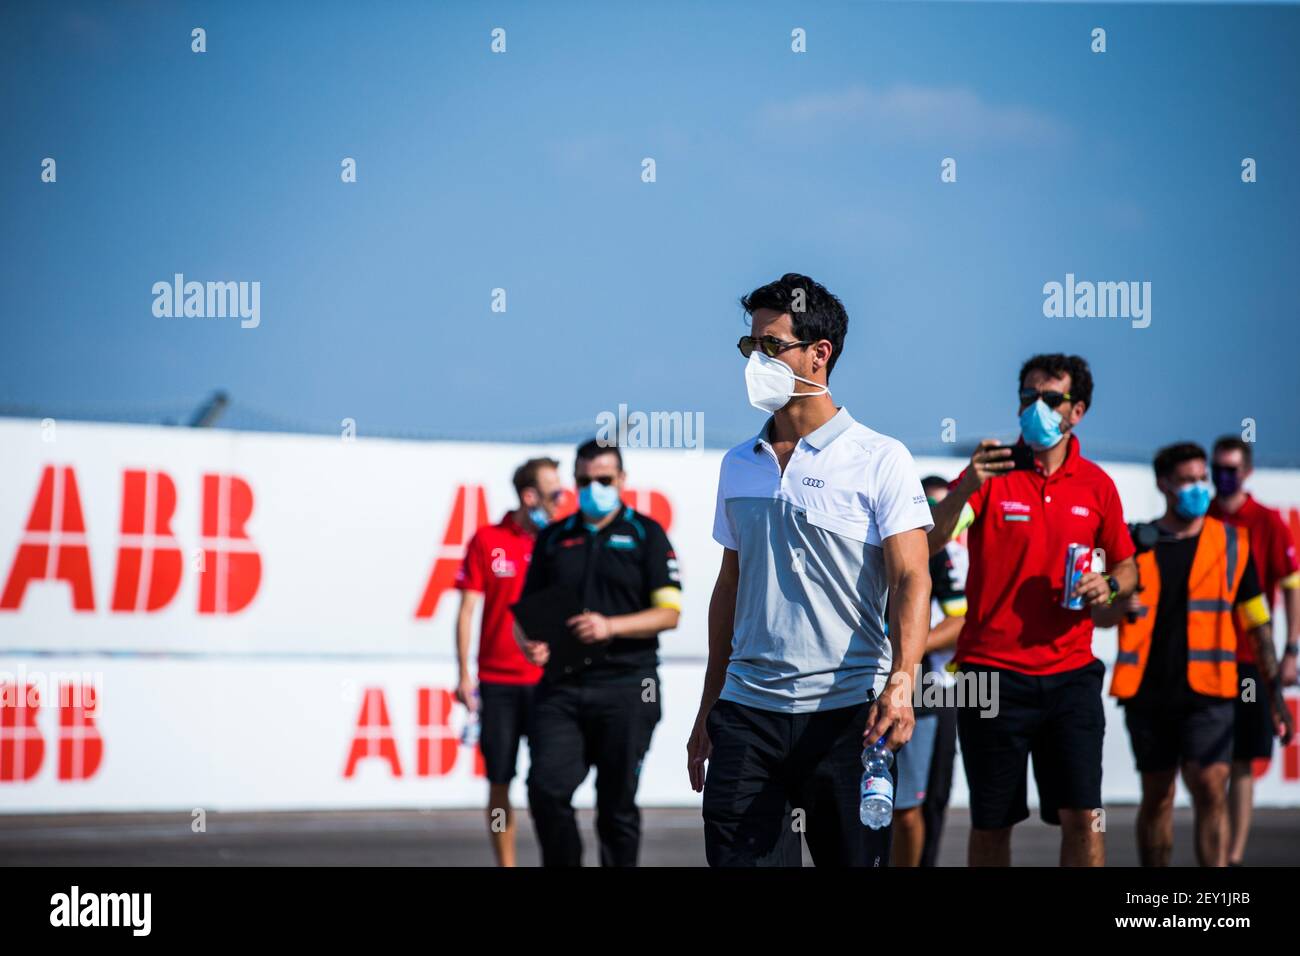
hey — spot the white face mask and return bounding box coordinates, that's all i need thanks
[744,350,829,413]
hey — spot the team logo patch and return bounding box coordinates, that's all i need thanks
[606,534,636,551]
[802,477,825,488]
[490,548,516,577]
[1000,500,1031,514]
[1070,505,1090,517]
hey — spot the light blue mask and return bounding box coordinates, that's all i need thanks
[579,481,621,518]
[1019,399,1065,451]
[528,507,550,530]
[1175,481,1212,519]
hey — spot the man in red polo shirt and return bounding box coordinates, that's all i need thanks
[928,354,1137,866]
[454,457,564,866]
[1208,436,1300,865]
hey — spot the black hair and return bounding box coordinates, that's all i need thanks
[1212,435,1253,470]
[1018,353,1094,411]
[920,475,950,494]
[740,273,849,377]
[1153,441,1206,479]
[576,438,622,471]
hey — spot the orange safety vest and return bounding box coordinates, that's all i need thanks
[1111,516,1248,700]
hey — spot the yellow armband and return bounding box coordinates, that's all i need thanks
[1236,593,1272,631]
[952,502,976,538]
[940,596,968,618]
[651,586,682,611]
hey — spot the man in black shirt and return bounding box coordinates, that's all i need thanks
[1098,443,1281,867]
[515,439,681,866]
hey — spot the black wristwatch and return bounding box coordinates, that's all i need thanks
[1105,575,1120,605]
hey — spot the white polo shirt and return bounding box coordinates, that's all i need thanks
[712,407,933,713]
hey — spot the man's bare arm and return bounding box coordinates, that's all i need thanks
[885,529,931,693]
[1253,621,1279,684]
[608,606,680,639]
[1282,585,1300,686]
[926,440,1012,555]
[1251,621,1295,744]
[869,528,930,748]
[927,492,970,556]
[926,614,964,654]
[688,549,738,792]
[454,590,481,706]
[699,549,739,716]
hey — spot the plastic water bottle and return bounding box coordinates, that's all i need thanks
[859,737,895,829]
[460,690,480,747]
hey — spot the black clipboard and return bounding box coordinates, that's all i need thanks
[510,585,603,675]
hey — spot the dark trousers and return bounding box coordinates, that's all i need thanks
[702,697,893,867]
[526,673,661,867]
[919,703,958,867]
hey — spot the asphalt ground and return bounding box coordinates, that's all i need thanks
[2,806,1298,866]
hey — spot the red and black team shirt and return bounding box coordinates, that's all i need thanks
[1209,493,1300,666]
[953,434,1136,675]
[456,512,544,685]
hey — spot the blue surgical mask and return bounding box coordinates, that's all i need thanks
[1175,481,1212,519]
[528,507,550,530]
[579,481,621,518]
[1019,399,1065,451]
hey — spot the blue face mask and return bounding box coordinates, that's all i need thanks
[1175,481,1212,519]
[528,507,550,530]
[1019,399,1065,451]
[579,481,621,519]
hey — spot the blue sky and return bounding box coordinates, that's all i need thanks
[2,1,1298,463]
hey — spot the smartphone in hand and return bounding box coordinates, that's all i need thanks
[1006,444,1035,471]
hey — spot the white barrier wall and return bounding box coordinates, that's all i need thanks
[2,418,1298,812]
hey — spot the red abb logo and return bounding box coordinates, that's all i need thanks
[343,687,485,778]
[413,483,674,619]
[0,465,261,614]
[1253,694,1300,781]
[0,682,103,783]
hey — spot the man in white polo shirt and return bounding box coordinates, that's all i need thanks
[687,273,934,867]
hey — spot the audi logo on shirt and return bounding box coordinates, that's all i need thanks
[802,477,825,488]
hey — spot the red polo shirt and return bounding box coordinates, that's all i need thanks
[1209,494,1299,666]
[953,434,1135,675]
[455,513,544,685]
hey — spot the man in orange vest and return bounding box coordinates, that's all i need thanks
[1096,442,1280,867]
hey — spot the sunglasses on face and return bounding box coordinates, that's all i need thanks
[1019,387,1071,409]
[738,335,814,359]
[575,475,617,488]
